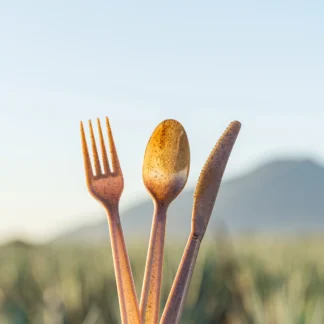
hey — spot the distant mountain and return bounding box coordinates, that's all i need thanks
[55,158,324,244]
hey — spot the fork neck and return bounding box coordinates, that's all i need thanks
[102,201,120,218]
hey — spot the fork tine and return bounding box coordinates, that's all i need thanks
[89,120,102,176]
[106,117,121,174]
[97,118,110,174]
[80,121,93,184]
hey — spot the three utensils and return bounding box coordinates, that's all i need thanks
[81,117,241,324]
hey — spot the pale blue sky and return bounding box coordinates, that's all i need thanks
[0,1,323,242]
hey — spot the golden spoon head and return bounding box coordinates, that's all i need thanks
[143,119,190,205]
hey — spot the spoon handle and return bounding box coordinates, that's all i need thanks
[159,235,201,324]
[105,207,141,324]
[140,203,168,324]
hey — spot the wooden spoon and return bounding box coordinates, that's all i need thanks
[140,119,190,324]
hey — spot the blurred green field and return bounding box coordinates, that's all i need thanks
[0,234,324,324]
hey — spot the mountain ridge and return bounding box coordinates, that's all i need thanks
[54,157,324,244]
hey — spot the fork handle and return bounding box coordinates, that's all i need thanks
[140,202,168,324]
[106,207,141,324]
[160,235,201,324]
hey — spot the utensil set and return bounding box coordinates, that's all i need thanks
[80,117,241,324]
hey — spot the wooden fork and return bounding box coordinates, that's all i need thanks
[80,117,141,324]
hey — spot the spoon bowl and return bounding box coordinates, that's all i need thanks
[142,119,190,204]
